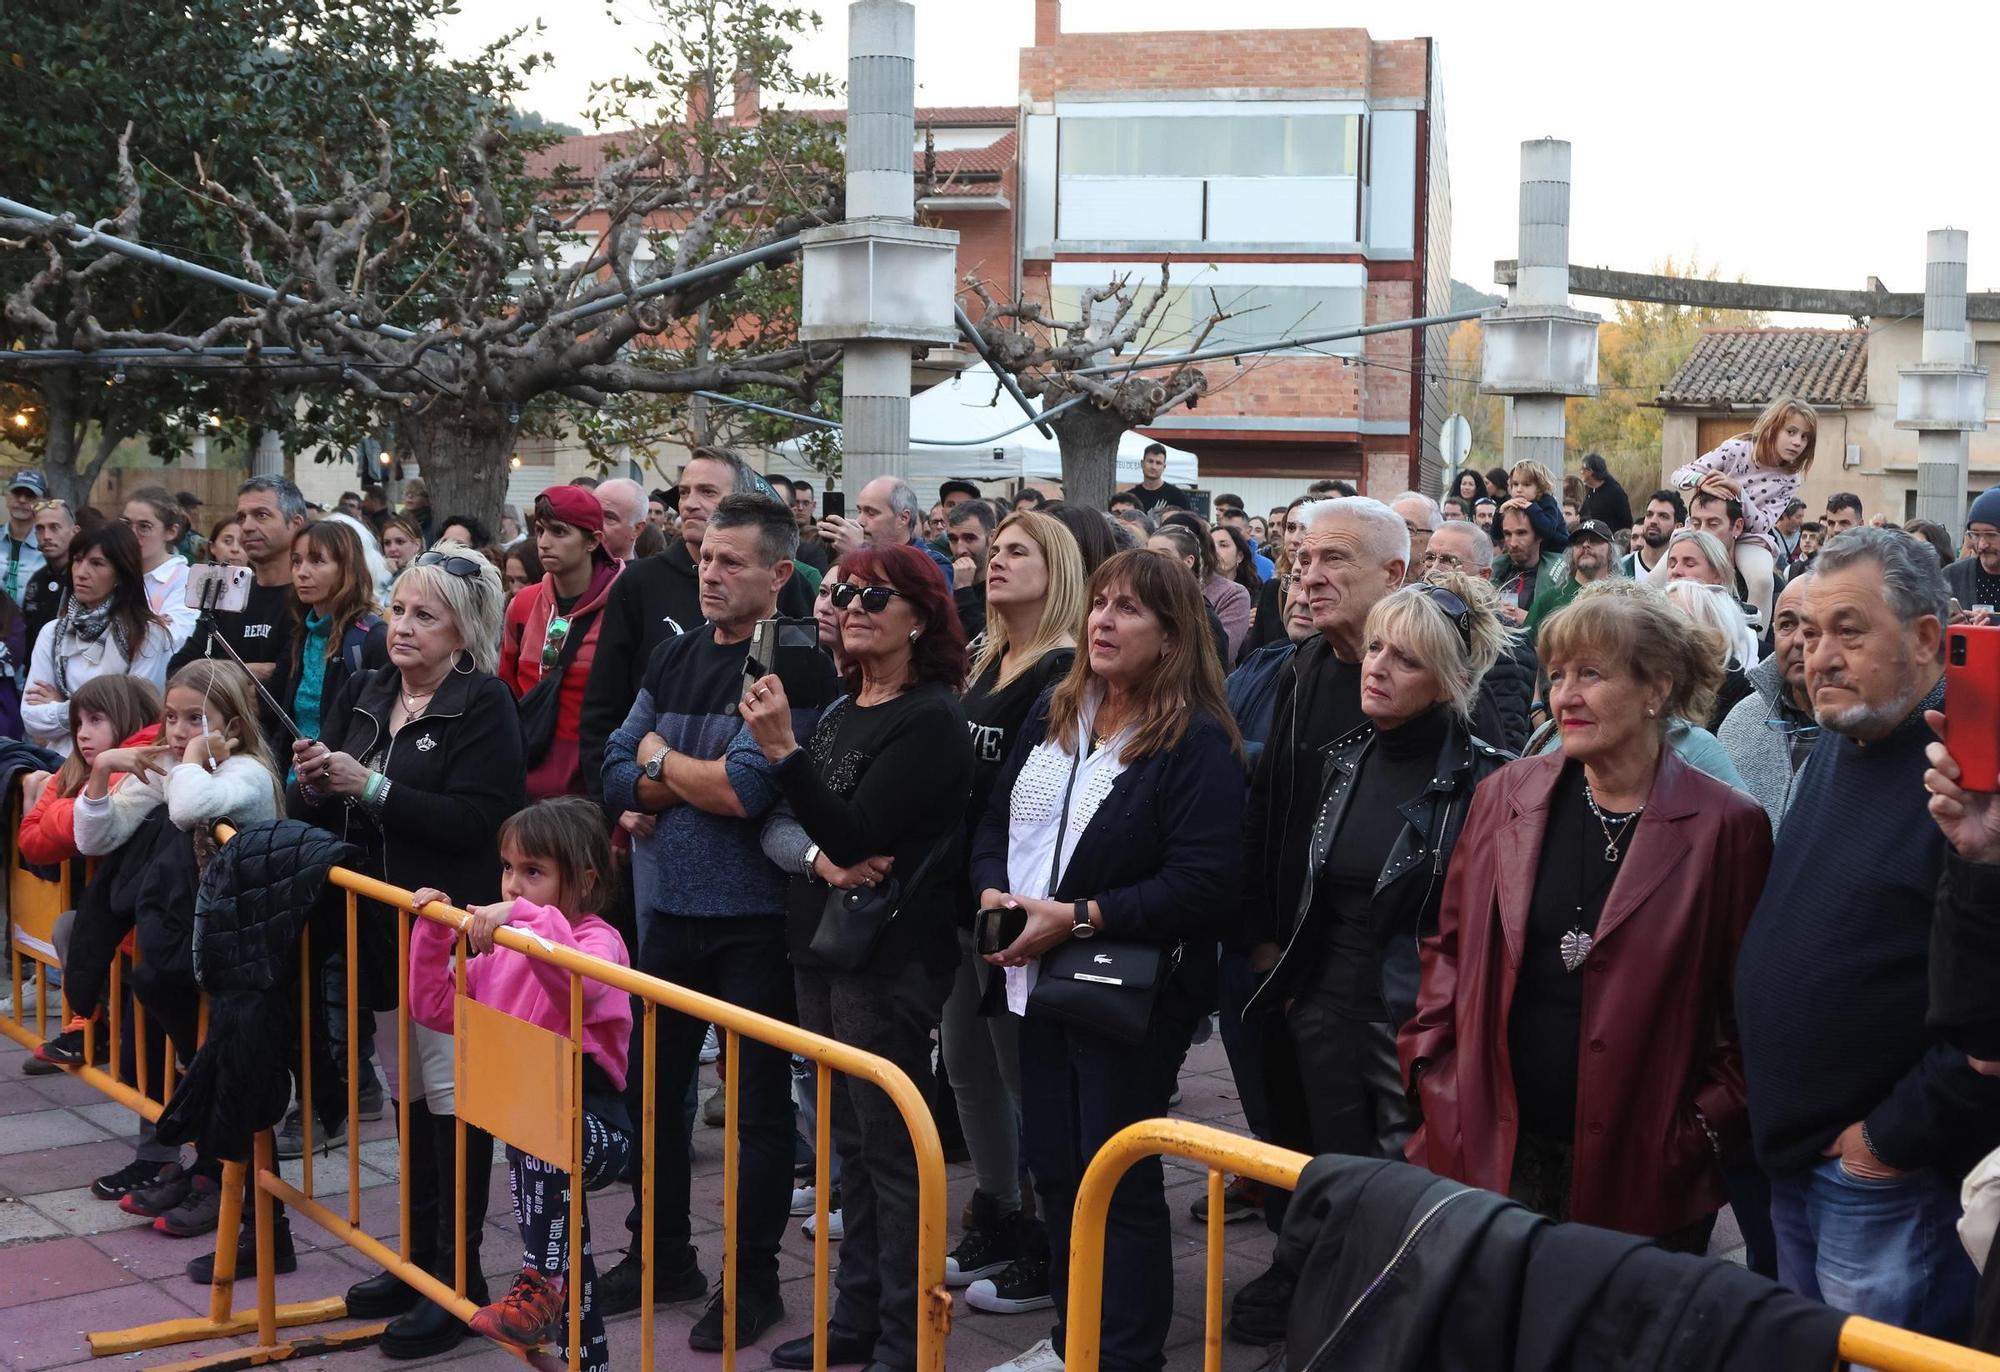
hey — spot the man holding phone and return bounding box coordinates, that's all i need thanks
[1944,486,2000,626]
[597,494,841,1346]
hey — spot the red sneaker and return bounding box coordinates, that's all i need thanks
[468,1269,566,1349]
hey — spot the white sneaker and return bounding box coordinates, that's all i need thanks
[790,1184,815,1216]
[699,1025,720,1065]
[0,979,40,1020]
[986,1338,1064,1372]
[800,1208,844,1242]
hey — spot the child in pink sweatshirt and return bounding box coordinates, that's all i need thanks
[408,797,631,1370]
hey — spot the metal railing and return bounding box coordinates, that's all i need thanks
[1063,1120,2000,1372]
[207,822,952,1372]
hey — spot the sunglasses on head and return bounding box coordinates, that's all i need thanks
[829,582,903,614]
[415,550,485,579]
[1418,583,1474,649]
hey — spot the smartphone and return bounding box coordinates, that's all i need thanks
[822,490,846,520]
[184,563,253,613]
[1946,626,2000,792]
[974,905,1028,955]
[745,617,779,691]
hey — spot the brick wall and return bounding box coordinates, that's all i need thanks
[1021,28,1428,101]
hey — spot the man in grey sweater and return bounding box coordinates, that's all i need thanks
[1719,571,1819,829]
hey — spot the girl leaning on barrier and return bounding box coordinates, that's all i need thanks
[739,542,974,1372]
[971,548,1245,1372]
[289,541,526,1361]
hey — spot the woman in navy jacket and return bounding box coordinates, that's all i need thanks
[972,549,1246,1372]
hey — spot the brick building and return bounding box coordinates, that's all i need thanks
[1014,0,1451,510]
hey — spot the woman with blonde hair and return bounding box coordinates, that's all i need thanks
[972,548,1244,1372]
[1672,394,1818,633]
[945,510,1086,1314]
[1661,578,1758,730]
[1402,580,1771,1251]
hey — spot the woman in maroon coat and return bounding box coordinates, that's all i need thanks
[1399,580,1772,1248]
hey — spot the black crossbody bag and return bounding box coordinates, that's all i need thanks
[1026,746,1169,1046]
[810,835,951,972]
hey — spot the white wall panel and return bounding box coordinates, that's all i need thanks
[1019,114,1058,258]
[1204,177,1357,246]
[1368,110,1417,254]
[1057,176,1202,242]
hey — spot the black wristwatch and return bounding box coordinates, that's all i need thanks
[1071,899,1096,939]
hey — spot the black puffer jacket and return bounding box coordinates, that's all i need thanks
[156,819,358,1161]
[1474,634,1538,754]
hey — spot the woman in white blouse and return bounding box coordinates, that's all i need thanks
[122,487,198,651]
[21,522,172,755]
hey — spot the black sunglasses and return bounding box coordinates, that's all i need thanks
[829,582,903,614]
[415,550,485,579]
[1418,583,1474,648]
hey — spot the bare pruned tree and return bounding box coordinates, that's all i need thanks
[964,264,1215,511]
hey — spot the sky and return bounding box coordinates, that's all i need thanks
[444,0,2000,308]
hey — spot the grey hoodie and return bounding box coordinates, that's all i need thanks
[1716,654,1816,829]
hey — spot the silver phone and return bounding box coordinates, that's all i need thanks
[184,563,253,613]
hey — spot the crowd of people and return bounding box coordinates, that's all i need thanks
[6,391,2000,1372]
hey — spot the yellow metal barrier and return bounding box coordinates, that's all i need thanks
[143,821,955,1372]
[0,785,348,1358]
[1064,1119,2000,1372]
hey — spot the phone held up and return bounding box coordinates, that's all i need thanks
[975,904,1028,956]
[743,616,829,698]
[184,564,253,614]
[1946,625,2000,792]
[821,490,846,521]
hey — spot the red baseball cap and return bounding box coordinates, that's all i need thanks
[536,484,605,534]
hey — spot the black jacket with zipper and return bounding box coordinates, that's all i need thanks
[1244,714,1510,1027]
[577,540,815,800]
[288,664,526,1007]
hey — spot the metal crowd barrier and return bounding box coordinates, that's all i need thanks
[1063,1120,2000,1372]
[0,788,331,1359]
[197,820,952,1372]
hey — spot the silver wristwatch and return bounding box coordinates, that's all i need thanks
[642,745,672,780]
[803,842,822,877]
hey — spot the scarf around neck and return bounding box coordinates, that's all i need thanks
[52,596,126,695]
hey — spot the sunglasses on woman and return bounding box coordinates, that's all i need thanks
[415,550,485,579]
[828,582,903,614]
[1418,583,1474,649]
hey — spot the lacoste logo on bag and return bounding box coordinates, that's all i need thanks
[415,734,436,752]
[1093,954,1112,965]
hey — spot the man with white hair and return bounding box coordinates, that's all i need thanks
[819,475,953,585]
[1231,496,1407,1343]
[1389,492,1442,585]
[595,477,648,562]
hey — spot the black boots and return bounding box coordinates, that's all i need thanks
[374,1100,495,1359]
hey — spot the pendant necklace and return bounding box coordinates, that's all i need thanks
[1562,784,1640,973]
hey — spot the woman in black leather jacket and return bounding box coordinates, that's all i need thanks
[1245,568,1514,1163]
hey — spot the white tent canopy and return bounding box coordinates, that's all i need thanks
[773,361,1198,490]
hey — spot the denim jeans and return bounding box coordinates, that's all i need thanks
[1768,1156,1976,1342]
[623,914,796,1289]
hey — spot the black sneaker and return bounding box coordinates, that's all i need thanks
[1226,1259,1295,1346]
[1189,1175,1264,1225]
[187,1217,297,1284]
[963,1254,1053,1315]
[593,1248,707,1317]
[93,1158,170,1201]
[687,1283,784,1352]
[945,1191,1021,1288]
[35,1024,101,1068]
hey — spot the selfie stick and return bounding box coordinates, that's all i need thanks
[191,575,305,744]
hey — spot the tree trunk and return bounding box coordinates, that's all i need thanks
[398,400,519,534]
[1052,405,1128,512]
[33,370,127,508]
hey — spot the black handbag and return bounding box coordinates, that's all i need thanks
[808,834,952,972]
[515,605,597,769]
[1025,748,1168,1046]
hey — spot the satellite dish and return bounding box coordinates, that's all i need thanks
[1441,413,1472,471]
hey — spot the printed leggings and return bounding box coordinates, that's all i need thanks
[508,1111,632,1372]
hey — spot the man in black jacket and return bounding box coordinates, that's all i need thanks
[1233,495,1408,1343]
[577,448,812,801]
[21,496,74,652]
[944,498,994,641]
[1577,452,1632,534]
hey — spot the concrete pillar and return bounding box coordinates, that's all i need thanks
[1901,228,1987,536]
[837,0,917,496]
[252,430,283,479]
[1481,139,1598,473]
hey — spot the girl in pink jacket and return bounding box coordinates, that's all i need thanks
[408,797,631,1370]
[1668,395,1818,632]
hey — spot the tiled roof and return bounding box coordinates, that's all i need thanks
[1658,328,1870,408]
[527,108,1017,184]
